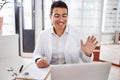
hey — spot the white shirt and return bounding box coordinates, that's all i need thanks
[51,27,68,64]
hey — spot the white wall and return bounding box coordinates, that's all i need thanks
[35,0,42,45]
[101,33,114,44]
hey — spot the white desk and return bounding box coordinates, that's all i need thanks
[16,63,51,80]
[16,62,120,80]
[0,57,33,80]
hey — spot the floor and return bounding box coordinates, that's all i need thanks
[0,57,119,80]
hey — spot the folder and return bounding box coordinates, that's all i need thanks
[15,62,51,80]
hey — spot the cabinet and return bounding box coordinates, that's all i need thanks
[100,44,120,66]
[102,0,120,32]
[0,35,19,58]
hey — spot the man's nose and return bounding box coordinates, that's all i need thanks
[59,16,64,21]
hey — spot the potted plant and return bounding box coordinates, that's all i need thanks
[0,0,10,10]
[0,0,10,34]
[0,17,3,31]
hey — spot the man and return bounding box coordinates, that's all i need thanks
[33,1,98,68]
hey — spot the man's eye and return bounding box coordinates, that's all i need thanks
[63,15,67,17]
[53,14,68,18]
[54,14,60,18]
[55,15,59,18]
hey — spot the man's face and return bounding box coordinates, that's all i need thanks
[50,7,68,30]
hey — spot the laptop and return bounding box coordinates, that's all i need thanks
[51,62,111,80]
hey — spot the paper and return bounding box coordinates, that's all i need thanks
[16,63,51,80]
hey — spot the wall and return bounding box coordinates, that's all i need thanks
[35,0,42,45]
[101,33,114,44]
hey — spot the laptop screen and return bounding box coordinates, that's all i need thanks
[51,62,111,80]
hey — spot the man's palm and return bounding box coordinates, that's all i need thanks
[81,36,98,56]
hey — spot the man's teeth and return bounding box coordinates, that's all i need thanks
[58,23,63,26]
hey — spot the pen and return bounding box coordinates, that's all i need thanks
[19,65,24,73]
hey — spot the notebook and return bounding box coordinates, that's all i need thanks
[51,62,111,80]
[15,62,51,80]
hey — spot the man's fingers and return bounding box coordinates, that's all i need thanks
[39,62,45,68]
[91,35,94,40]
[37,61,44,68]
[91,37,96,43]
[94,41,98,45]
[87,36,90,42]
[41,60,50,67]
[80,40,84,47]
[37,59,50,68]
[88,35,97,43]
[42,60,50,67]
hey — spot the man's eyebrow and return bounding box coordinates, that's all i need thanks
[54,13,60,15]
[54,13,68,15]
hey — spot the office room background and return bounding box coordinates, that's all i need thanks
[0,0,120,79]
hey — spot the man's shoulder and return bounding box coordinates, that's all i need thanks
[37,28,52,39]
[40,28,51,34]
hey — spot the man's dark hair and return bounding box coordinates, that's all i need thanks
[50,1,68,15]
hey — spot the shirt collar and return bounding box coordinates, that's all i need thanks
[51,25,69,35]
